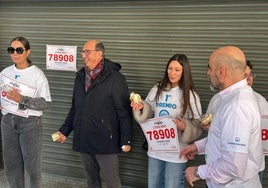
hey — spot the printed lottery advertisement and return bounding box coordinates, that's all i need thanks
[46,44,77,71]
[261,115,268,155]
[139,115,179,152]
[0,75,37,117]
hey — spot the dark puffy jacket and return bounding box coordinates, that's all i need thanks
[59,58,133,154]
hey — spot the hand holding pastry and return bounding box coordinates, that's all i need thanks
[51,131,67,143]
[130,92,142,104]
[51,132,60,142]
[130,92,144,111]
[201,113,212,130]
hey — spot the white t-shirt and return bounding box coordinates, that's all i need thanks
[145,85,202,163]
[0,64,51,116]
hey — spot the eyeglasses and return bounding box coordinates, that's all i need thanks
[245,71,256,79]
[251,72,256,79]
[7,47,25,54]
[80,49,99,55]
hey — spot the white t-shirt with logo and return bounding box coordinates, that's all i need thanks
[145,85,201,163]
[0,64,51,117]
[198,79,262,188]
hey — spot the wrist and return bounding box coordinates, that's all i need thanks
[194,167,200,179]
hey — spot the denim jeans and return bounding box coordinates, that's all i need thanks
[148,156,186,188]
[1,114,42,188]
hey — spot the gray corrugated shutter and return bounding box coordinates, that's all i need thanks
[0,1,268,187]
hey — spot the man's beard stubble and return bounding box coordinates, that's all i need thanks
[209,84,220,92]
[208,76,220,92]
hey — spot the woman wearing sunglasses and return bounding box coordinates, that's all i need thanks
[0,36,52,188]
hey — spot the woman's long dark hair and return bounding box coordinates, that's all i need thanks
[155,54,200,118]
[10,36,32,64]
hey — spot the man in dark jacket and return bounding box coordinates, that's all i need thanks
[53,39,133,188]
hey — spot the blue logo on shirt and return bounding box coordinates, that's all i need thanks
[228,137,246,147]
[159,110,169,117]
[235,137,240,142]
[157,94,177,117]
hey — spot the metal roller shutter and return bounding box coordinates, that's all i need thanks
[0,1,268,187]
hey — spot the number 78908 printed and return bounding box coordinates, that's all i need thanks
[139,115,179,152]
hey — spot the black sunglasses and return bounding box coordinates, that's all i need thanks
[7,47,25,54]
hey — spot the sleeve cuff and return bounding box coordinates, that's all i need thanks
[198,165,210,179]
[195,137,207,154]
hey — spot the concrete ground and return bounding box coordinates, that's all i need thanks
[0,168,135,188]
[0,168,87,188]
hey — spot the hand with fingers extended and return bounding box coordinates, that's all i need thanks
[7,89,22,103]
[179,143,198,160]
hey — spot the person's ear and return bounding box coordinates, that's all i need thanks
[27,49,31,57]
[218,65,227,80]
[97,50,103,58]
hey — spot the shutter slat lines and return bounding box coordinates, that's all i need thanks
[1,1,268,187]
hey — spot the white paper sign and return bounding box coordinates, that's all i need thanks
[1,75,37,117]
[261,115,268,155]
[46,44,77,71]
[139,115,179,152]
